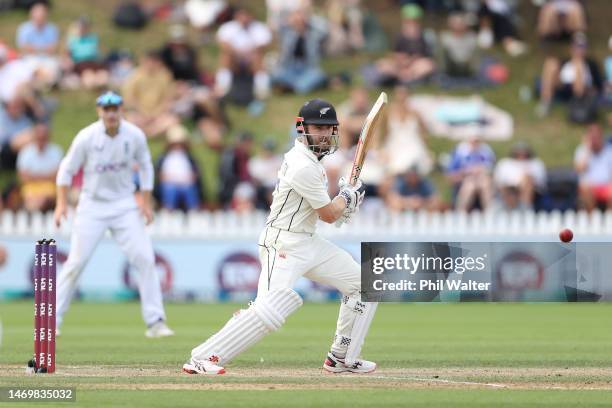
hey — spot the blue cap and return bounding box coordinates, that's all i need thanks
[96,91,123,107]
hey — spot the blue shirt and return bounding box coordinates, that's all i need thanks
[393,175,434,198]
[68,34,99,63]
[0,105,33,145]
[447,142,496,173]
[16,21,59,52]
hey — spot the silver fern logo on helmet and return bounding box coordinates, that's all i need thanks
[319,107,331,117]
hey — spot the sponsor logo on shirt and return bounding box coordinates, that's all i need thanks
[95,161,129,173]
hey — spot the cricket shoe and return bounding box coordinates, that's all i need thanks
[145,321,175,338]
[182,357,225,375]
[323,352,376,374]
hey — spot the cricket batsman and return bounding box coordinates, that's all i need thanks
[53,91,174,338]
[183,99,377,374]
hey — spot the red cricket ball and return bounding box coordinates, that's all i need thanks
[559,228,573,242]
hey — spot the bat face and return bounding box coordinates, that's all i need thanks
[349,92,388,185]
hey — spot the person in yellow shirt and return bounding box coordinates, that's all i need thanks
[122,50,179,138]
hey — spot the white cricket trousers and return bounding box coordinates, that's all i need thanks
[56,198,166,327]
[257,227,360,296]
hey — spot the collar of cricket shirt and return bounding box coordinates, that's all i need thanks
[294,138,320,163]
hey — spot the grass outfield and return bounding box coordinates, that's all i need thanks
[1,302,612,406]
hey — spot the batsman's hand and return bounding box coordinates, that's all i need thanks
[338,177,365,213]
[53,202,67,228]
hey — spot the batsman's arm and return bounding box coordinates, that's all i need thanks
[316,196,348,224]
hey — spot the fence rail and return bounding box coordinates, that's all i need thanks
[2,209,611,240]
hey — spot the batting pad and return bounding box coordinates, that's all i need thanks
[191,288,302,365]
[332,296,378,364]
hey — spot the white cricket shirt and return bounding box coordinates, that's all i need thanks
[265,139,332,234]
[56,119,154,203]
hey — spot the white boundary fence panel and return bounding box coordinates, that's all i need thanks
[2,209,611,241]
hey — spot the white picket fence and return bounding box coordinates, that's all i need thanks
[1,209,611,241]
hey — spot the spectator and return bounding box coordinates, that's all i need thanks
[381,86,432,176]
[439,13,479,79]
[266,0,309,33]
[16,122,62,212]
[384,166,440,212]
[477,0,526,57]
[160,24,201,83]
[0,97,34,170]
[248,138,283,209]
[155,125,204,211]
[325,0,365,56]
[447,135,496,212]
[16,3,58,55]
[574,124,612,211]
[272,8,328,95]
[107,49,136,88]
[231,181,256,213]
[494,142,547,210]
[604,35,612,103]
[64,16,108,90]
[159,25,227,150]
[537,32,603,118]
[373,4,435,86]
[16,2,60,83]
[337,87,371,148]
[218,131,254,207]
[122,50,179,138]
[215,7,272,102]
[537,0,586,43]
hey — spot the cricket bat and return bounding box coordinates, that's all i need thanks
[348,91,388,186]
[335,92,387,227]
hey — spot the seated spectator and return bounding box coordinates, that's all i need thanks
[325,0,365,56]
[16,122,62,212]
[494,142,547,210]
[603,36,612,103]
[439,13,479,79]
[247,138,283,209]
[16,2,60,84]
[373,4,435,86]
[337,87,370,148]
[231,181,256,213]
[155,125,204,211]
[64,16,108,90]
[537,0,586,43]
[106,49,136,88]
[272,8,327,95]
[447,135,495,212]
[215,7,272,103]
[0,97,34,170]
[159,25,227,150]
[122,50,179,138]
[384,166,440,212]
[477,0,526,56]
[266,0,308,33]
[160,25,201,84]
[381,86,432,176]
[574,124,612,211]
[537,33,603,118]
[218,131,254,207]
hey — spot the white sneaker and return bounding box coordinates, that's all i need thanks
[182,357,226,375]
[323,352,376,374]
[145,321,175,338]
